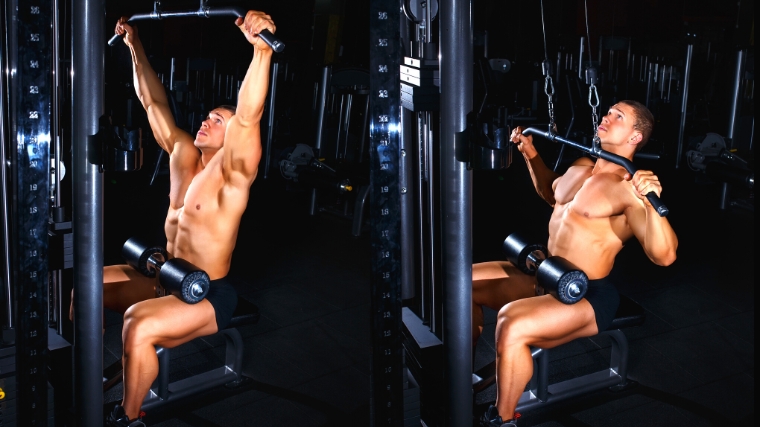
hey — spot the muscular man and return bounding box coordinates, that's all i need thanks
[70,10,275,427]
[475,100,678,427]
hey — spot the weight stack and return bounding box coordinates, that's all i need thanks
[402,307,444,426]
[400,57,440,112]
[0,346,16,424]
[404,367,421,426]
[0,346,55,426]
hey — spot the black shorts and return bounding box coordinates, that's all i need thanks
[205,276,238,330]
[583,276,620,332]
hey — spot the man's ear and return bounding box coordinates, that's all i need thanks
[630,132,643,145]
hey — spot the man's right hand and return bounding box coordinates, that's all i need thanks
[115,17,138,48]
[511,126,537,159]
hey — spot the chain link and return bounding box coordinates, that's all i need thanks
[588,83,600,148]
[544,74,556,134]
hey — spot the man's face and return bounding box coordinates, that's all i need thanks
[195,108,233,150]
[596,103,641,147]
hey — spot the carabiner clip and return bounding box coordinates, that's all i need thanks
[544,75,555,98]
[587,84,599,109]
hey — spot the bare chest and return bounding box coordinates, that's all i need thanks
[554,169,630,219]
[168,157,225,212]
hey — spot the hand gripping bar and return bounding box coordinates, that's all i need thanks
[107,6,285,53]
[522,126,669,217]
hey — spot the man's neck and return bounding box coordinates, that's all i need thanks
[199,148,220,167]
[598,140,636,161]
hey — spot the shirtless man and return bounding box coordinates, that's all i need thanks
[475,100,678,427]
[69,10,275,427]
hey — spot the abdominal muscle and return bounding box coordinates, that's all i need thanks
[547,205,627,280]
[163,183,246,280]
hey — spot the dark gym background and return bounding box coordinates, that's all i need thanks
[2,0,752,426]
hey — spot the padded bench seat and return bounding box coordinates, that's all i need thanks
[474,294,646,411]
[228,295,261,328]
[607,294,646,330]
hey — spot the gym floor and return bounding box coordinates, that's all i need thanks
[98,143,754,426]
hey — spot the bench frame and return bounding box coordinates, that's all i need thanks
[139,296,259,412]
[515,328,634,413]
[141,327,247,411]
[473,295,645,413]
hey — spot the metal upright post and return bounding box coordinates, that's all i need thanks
[645,62,653,108]
[440,0,473,425]
[263,61,278,179]
[0,5,13,339]
[726,50,746,139]
[72,0,104,424]
[675,44,693,169]
[720,49,746,209]
[396,0,416,303]
[310,65,330,215]
[400,105,416,300]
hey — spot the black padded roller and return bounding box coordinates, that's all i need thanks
[122,236,167,278]
[159,258,210,304]
[502,233,548,274]
[536,257,588,304]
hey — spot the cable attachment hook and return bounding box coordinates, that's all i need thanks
[153,1,163,19]
[542,60,557,135]
[585,67,601,153]
[199,0,210,16]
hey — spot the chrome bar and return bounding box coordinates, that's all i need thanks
[0,0,13,330]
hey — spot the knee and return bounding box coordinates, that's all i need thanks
[494,304,528,351]
[122,305,158,351]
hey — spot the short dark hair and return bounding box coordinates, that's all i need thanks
[618,100,654,152]
[216,104,237,116]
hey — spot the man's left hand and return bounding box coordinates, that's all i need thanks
[236,11,276,51]
[626,170,662,206]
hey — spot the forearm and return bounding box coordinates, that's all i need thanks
[129,39,169,111]
[234,47,273,127]
[523,149,559,205]
[642,208,678,266]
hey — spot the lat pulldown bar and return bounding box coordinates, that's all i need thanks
[522,127,669,217]
[107,1,285,53]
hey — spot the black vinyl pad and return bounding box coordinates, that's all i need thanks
[607,295,646,330]
[227,296,260,329]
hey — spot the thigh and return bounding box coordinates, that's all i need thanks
[103,264,158,314]
[498,295,599,349]
[127,296,218,349]
[473,261,537,311]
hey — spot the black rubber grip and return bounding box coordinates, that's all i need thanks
[257,29,285,52]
